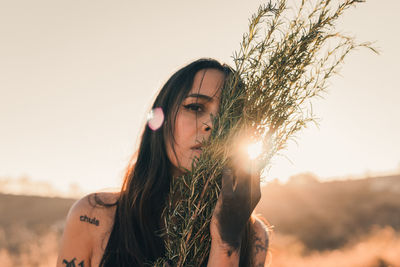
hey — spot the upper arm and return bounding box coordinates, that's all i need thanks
[250,216,270,267]
[56,195,95,267]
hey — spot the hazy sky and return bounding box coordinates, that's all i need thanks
[1,0,399,194]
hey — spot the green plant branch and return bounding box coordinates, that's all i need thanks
[152,0,377,266]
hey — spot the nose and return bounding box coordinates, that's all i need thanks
[201,115,213,133]
[203,123,211,132]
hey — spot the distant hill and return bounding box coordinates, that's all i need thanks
[256,174,400,250]
[0,193,76,233]
[0,176,84,198]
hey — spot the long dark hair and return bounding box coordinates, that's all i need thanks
[99,58,254,266]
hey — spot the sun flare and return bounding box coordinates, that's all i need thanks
[247,140,263,160]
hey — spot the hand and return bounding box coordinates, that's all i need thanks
[210,160,261,251]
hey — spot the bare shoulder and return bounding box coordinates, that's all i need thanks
[68,191,119,229]
[56,191,120,267]
[250,215,270,267]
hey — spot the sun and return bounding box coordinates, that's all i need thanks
[247,140,263,160]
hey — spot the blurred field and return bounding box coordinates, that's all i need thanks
[256,173,400,267]
[0,174,399,266]
[0,194,75,267]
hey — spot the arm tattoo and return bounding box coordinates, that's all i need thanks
[79,214,100,226]
[252,228,269,267]
[254,235,268,254]
[62,258,84,267]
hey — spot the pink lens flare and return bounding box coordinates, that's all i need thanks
[147,107,164,131]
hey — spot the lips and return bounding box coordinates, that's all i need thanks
[191,144,202,150]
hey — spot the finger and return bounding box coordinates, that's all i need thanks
[222,167,234,195]
[249,162,261,203]
[251,164,261,195]
[230,152,248,175]
[234,168,251,198]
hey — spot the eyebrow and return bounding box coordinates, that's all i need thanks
[185,93,214,101]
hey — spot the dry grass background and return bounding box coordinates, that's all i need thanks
[257,174,400,267]
[0,225,399,267]
[0,227,59,267]
[0,194,74,267]
[1,174,399,266]
[269,227,400,267]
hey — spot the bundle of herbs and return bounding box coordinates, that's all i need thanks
[153,0,376,266]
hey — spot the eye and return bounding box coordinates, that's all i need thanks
[183,103,204,113]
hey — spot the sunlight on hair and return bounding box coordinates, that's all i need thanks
[247,140,263,160]
[147,107,164,131]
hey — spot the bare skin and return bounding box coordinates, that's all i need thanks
[56,192,118,267]
[57,192,268,267]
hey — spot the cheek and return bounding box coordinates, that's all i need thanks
[166,112,198,171]
[174,113,198,144]
[167,112,195,156]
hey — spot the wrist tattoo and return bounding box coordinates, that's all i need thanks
[80,214,100,226]
[63,258,84,267]
[254,235,268,253]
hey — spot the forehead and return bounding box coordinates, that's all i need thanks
[188,68,225,99]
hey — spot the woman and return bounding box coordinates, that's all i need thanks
[57,58,269,267]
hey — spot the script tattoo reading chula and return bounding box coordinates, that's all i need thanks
[80,214,100,226]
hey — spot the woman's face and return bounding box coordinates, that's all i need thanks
[166,68,225,176]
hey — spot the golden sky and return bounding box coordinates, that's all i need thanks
[1,0,399,194]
